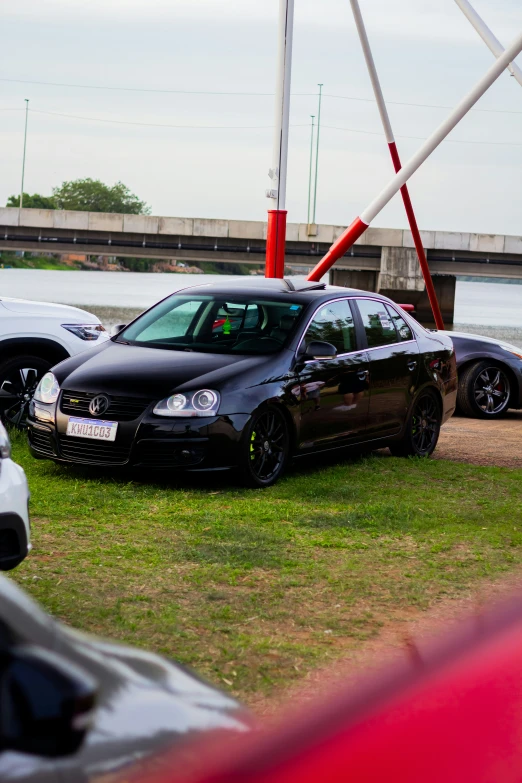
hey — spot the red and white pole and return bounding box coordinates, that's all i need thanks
[308,30,522,283]
[455,0,522,88]
[265,0,294,278]
[349,0,444,330]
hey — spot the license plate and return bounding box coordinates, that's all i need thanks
[66,417,118,442]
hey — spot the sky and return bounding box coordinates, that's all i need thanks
[1,0,521,236]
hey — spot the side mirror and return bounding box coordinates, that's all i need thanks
[303,341,337,360]
[110,323,127,337]
[0,645,97,758]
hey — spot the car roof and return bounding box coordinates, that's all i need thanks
[166,280,389,305]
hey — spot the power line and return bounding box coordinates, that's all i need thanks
[29,109,280,129]
[1,77,520,115]
[2,106,520,145]
[0,78,275,96]
[322,124,522,146]
[323,93,522,115]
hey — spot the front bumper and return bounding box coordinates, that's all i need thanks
[0,459,31,570]
[28,403,250,471]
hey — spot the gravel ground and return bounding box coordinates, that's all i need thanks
[436,410,522,468]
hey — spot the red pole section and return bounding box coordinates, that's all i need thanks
[307,217,369,281]
[307,30,522,284]
[348,0,444,329]
[266,210,288,279]
[388,141,444,330]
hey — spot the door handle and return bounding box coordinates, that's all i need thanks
[407,360,417,372]
[357,369,369,380]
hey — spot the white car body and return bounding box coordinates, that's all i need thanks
[0,297,109,426]
[0,297,109,359]
[0,421,31,569]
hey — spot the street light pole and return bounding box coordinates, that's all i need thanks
[311,83,323,226]
[20,99,29,209]
[307,115,315,228]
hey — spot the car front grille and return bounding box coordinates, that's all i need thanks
[134,439,206,468]
[58,436,131,465]
[61,391,152,422]
[29,428,55,456]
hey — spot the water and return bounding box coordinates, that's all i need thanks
[1,269,521,342]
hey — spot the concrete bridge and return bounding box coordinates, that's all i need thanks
[1,207,521,323]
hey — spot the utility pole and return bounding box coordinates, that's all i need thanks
[311,83,323,226]
[307,115,315,229]
[20,99,29,209]
[265,0,295,278]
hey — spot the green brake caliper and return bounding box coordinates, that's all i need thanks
[250,430,256,460]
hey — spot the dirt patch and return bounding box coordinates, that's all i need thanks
[251,568,522,716]
[434,410,522,468]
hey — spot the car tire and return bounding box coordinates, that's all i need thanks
[0,355,51,429]
[389,389,441,458]
[457,360,511,419]
[238,405,290,488]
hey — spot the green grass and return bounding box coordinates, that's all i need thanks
[0,253,79,271]
[9,429,522,703]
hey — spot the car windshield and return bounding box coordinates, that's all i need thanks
[117,293,304,354]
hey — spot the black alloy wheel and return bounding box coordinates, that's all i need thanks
[389,391,441,458]
[0,356,51,429]
[240,406,290,488]
[457,361,511,419]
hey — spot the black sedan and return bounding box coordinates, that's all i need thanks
[446,331,522,419]
[27,281,457,487]
[0,574,247,782]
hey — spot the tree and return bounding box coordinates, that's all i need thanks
[52,179,150,214]
[7,193,56,209]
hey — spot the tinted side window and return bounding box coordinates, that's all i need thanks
[386,304,413,342]
[305,300,355,354]
[356,299,397,348]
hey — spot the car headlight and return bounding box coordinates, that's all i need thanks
[153,389,220,417]
[61,324,106,341]
[0,424,11,459]
[34,373,61,404]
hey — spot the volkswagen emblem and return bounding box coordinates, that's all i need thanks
[89,395,110,416]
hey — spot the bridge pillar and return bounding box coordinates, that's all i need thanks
[328,269,378,291]
[330,246,456,325]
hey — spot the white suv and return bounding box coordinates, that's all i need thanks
[0,298,109,427]
[0,421,31,569]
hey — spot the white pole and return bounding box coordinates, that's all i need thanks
[360,31,522,225]
[266,0,295,211]
[307,29,522,281]
[349,0,394,143]
[455,0,522,88]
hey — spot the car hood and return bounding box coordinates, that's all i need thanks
[0,297,102,323]
[54,341,276,397]
[0,575,248,781]
[440,330,522,353]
